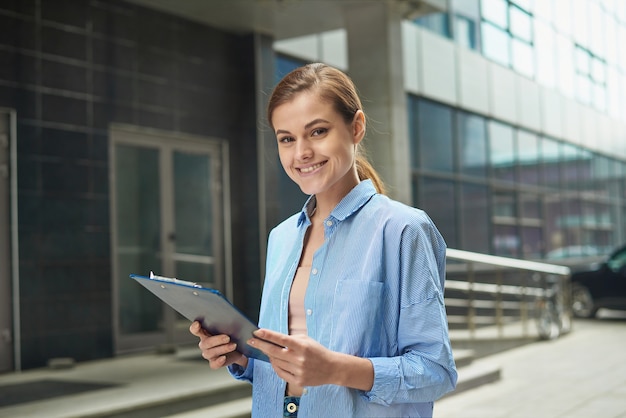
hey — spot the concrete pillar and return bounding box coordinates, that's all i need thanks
[344,1,411,204]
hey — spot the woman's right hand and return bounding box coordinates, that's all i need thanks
[189,321,248,369]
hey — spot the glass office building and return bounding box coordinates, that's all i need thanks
[1,0,624,370]
[276,0,626,261]
[411,0,626,259]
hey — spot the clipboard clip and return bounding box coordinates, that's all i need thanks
[149,271,202,288]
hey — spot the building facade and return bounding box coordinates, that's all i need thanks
[0,0,624,371]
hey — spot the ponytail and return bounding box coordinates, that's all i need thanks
[356,155,386,195]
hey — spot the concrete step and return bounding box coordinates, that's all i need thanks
[443,359,501,399]
[453,348,475,368]
[166,397,253,418]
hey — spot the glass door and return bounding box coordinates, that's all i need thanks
[111,127,229,353]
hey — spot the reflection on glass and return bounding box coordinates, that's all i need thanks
[560,142,580,191]
[174,152,213,257]
[493,224,520,257]
[460,183,489,253]
[521,226,543,259]
[520,193,541,220]
[416,177,457,248]
[116,144,163,334]
[541,137,560,187]
[417,100,454,173]
[489,121,515,182]
[493,191,516,218]
[458,112,487,177]
[517,130,539,185]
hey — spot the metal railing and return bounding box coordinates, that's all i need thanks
[445,248,572,340]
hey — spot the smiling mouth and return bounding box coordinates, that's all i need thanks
[299,161,326,173]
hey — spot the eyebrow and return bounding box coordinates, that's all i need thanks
[275,118,331,136]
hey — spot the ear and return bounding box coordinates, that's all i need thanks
[352,110,366,145]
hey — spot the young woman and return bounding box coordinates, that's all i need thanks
[190,63,457,417]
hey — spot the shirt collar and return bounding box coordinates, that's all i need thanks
[296,180,377,227]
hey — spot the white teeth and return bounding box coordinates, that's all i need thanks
[300,162,324,173]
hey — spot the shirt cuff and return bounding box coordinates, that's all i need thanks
[361,357,400,406]
[228,359,254,383]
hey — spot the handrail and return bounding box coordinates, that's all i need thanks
[444,248,572,341]
[446,248,571,276]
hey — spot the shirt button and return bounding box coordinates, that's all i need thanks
[306,309,312,316]
[325,220,333,226]
[302,388,308,395]
[312,268,318,275]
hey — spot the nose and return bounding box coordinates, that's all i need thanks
[295,139,312,161]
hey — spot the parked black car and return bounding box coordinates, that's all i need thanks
[571,244,626,318]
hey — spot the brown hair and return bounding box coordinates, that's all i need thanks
[267,63,386,195]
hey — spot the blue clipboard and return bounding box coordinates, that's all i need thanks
[130,272,269,362]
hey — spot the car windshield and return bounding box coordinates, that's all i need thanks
[607,247,626,273]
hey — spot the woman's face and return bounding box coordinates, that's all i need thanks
[272,90,365,199]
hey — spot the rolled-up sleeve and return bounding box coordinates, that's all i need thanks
[362,214,457,405]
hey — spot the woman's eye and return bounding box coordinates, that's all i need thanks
[312,128,327,136]
[278,136,294,144]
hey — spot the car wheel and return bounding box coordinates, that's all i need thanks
[571,285,597,318]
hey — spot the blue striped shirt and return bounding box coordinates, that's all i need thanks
[230,180,457,417]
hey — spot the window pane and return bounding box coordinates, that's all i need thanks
[493,225,520,257]
[489,121,516,182]
[517,130,539,185]
[521,226,543,259]
[417,100,454,173]
[560,142,581,190]
[482,22,510,66]
[416,177,458,247]
[575,47,591,75]
[457,112,487,177]
[493,191,516,218]
[541,137,560,188]
[414,13,451,38]
[545,194,565,256]
[481,0,508,28]
[511,0,531,12]
[453,14,478,50]
[510,5,532,42]
[460,183,489,253]
[520,193,541,219]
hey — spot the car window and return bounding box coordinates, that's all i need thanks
[607,247,626,273]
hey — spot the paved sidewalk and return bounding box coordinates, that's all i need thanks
[0,347,248,418]
[436,314,626,418]
[0,315,624,418]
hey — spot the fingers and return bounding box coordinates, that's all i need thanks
[189,321,209,337]
[189,321,243,369]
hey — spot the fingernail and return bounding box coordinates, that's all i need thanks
[247,339,255,345]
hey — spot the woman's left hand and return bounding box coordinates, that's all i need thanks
[248,329,340,388]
